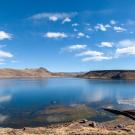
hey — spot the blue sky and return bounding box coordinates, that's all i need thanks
[0,0,135,72]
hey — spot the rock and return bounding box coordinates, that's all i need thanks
[89,122,97,128]
[79,119,88,124]
[121,128,132,132]
[114,124,125,129]
[23,127,26,131]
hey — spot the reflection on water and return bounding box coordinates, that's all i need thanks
[118,98,135,106]
[0,78,134,127]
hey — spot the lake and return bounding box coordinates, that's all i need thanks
[0,78,135,128]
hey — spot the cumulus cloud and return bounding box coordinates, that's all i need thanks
[110,20,116,25]
[95,23,112,31]
[61,44,87,53]
[77,32,85,38]
[115,39,135,56]
[76,32,90,39]
[118,39,135,47]
[30,12,77,22]
[49,16,58,21]
[95,24,107,31]
[68,44,87,51]
[116,47,135,56]
[113,26,126,32]
[0,50,13,58]
[44,32,68,39]
[62,17,71,24]
[76,50,111,62]
[99,42,113,47]
[0,31,12,40]
[105,24,111,28]
[77,50,104,57]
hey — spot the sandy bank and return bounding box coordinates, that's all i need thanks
[0,117,135,135]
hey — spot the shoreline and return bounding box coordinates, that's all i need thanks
[0,68,135,80]
[0,117,135,135]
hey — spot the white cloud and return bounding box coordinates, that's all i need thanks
[0,50,13,58]
[49,16,58,21]
[114,26,126,32]
[61,44,87,53]
[115,39,135,56]
[77,32,90,39]
[82,56,111,62]
[86,35,90,39]
[105,24,111,28]
[72,23,79,27]
[95,24,107,31]
[0,31,12,40]
[116,47,135,56]
[95,23,112,31]
[62,17,71,24]
[68,44,87,50]
[77,50,111,62]
[77,50,104,56]
[99,42,113,47]
[30,12,77,22]
[78,32,85,37]
[110,20,116,25]
[44,32,68,39]
[117,39,134,47]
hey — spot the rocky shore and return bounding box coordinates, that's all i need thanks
[0,117,135,135]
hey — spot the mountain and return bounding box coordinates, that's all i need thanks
[0,67,78,78]
[0,67,54,78]
[77,70,135,80]
[0,68,135,79]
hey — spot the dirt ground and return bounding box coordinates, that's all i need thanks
[0,116,135,135]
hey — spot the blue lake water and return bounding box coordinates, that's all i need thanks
[0,78,135,127]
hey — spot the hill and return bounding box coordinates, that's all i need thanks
[77,70,135,80]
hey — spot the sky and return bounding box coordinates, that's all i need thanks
[0,0,135,72]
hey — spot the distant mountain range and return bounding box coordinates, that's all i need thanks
[0,67,78,78]
[0,68,135,80]
[77,70,135,80]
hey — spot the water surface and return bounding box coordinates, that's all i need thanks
[0,78,135,127]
